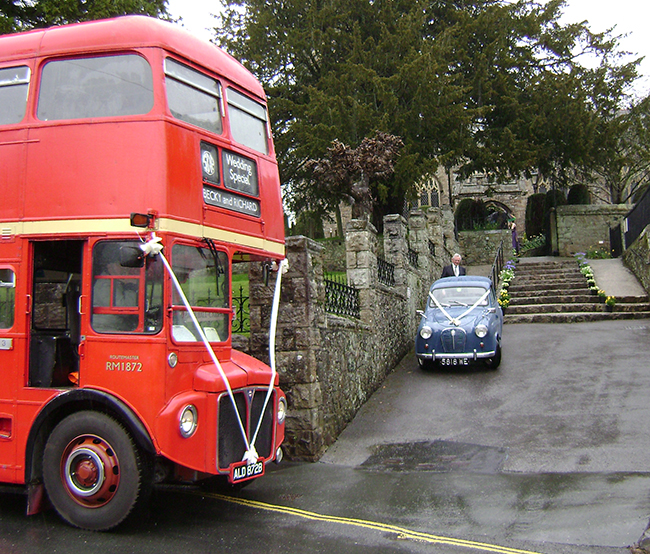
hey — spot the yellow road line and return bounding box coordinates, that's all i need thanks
[198,491,543,554]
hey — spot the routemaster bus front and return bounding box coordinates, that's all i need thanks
[34,231,288,530]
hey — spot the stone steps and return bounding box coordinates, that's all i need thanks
[508,283,589,293]
[507,302,650,314]
[510,294,649,306]
[504,311,650,324]
[503,258,650,324]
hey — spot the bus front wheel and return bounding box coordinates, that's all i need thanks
[43,411,147,530]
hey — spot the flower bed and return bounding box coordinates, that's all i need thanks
[574,252,613,306]
[497,260,516,309]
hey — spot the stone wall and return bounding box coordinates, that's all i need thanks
[556,204,630,257]
[247,210,451,460]
[623,227,650,294]
[458,229,511,265]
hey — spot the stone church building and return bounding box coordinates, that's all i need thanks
[323,169,543,239]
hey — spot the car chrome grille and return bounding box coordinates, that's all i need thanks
[217,388,275,470]
[440,328,467,353]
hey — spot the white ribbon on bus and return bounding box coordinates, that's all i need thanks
[429,289,490,326]
[139,233,286,465]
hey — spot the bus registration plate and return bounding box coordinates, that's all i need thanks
[230,460,265,484]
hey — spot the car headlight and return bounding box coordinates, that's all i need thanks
[420,325,432,340]
[277,397,287,425]
[179,405,198,438]
[475,324,488,338]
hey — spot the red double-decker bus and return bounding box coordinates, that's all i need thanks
[0,15,286,530]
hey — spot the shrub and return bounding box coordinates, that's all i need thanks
[586,244,611,259]
[525,193,546,239]
[567,184,591,205]
[455,198,488,231]
[519,233,546,254]
[544,189,567,213]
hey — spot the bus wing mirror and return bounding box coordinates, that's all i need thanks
[119,245,145,268]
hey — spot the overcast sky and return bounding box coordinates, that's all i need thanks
[166,0,650,98]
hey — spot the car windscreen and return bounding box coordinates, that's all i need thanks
[429,286,489,308]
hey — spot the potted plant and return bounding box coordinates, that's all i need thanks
[498,289,510,311]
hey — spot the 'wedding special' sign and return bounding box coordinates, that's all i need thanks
[222,150,258,196]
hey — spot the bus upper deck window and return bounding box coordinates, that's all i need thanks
[164,58,222,135]
[226,88,269,155]
[37,55,153,121]
[0,66,30,126]
[0,269,15,329]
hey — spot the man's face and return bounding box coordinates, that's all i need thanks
[452,256,461,266]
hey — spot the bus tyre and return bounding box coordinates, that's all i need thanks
[43,411,146,531]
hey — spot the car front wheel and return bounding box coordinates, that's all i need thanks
[484,344,501,370]
[417,357,436,371]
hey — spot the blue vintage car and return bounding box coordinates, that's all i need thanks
[415,275,503,370]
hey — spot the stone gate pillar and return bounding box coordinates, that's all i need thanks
[346,219,378,324]
[249,236,326,460]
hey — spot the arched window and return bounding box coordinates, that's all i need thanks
[416,176,440,208]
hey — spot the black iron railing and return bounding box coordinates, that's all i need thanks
[490,240,505,286]
[232,285,250,333]
[324,273,360,318]
[377,257,395,286]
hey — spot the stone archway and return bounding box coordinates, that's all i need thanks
[484,200,515,229]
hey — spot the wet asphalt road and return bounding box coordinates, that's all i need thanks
[2,319,650,554]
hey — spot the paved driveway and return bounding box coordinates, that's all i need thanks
[317,318,650,551]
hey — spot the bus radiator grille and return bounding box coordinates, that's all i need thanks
[217,389,275,469]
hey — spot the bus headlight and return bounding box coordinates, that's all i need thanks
[420,325,432,340]
[475,324,488,338]
[277,397,287,425]
[179,405,198,438]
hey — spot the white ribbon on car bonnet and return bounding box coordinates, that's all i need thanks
[429,289,490,326]
[140,233,286,466]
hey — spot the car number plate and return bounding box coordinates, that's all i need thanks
[441,358,469,366]
[230,460,265,484]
